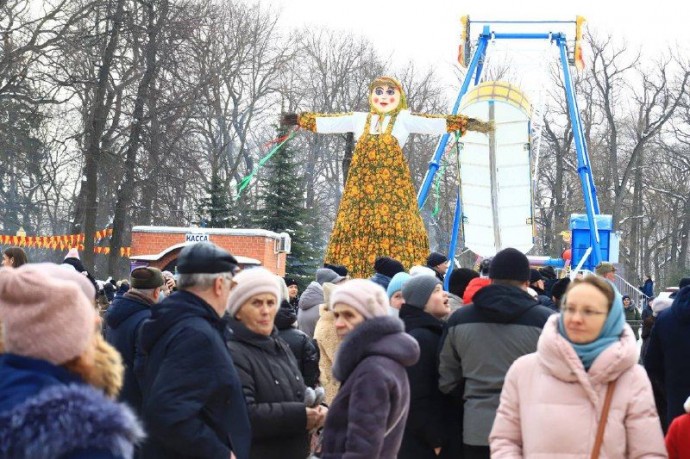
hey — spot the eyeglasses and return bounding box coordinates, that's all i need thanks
[561,306,608,318]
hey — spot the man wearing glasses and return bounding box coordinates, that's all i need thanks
[136,242,251,459]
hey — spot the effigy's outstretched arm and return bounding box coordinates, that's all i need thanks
[280,112,356,134]
[404,112,492,136]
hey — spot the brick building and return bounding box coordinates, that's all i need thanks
[129,226,291,275]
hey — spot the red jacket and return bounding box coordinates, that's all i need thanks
[667,411,690,459]
[462,277,491,304]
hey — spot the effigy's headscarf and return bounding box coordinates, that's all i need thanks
[368,76,408,116]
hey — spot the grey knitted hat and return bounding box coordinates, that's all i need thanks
[402,275,441,309]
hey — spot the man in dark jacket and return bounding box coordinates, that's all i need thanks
[136,242,251,459]
[644,285,690,429]
[439,248,554,459]
[104,266,164,413]
[529,269,557,311]
[275,300,320,388]
[427,252,449,283]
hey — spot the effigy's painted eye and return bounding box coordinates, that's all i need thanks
[375,87,384,95]
[386,88,396,96]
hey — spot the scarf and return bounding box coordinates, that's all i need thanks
[558,284,625,370]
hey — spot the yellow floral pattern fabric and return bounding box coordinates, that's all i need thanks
[324,113,429,277]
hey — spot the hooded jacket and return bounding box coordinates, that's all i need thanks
[297,281,324,337]
[104,290,153,411]
[275,303,320,388]
[645,286,690,426]
[0,354,143,459]
[490,315,666,458]
[226,318,309,459]
[439,283,553,446]
[666,397,690,459]
[320,316,420,459]
[135,291,251,459]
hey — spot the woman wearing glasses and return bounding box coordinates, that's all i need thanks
[490,275,666,458]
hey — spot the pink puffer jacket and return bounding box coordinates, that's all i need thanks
[490,314,667,458]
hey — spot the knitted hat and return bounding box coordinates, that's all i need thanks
[402,275,441,309]
[329,279,389,319]
[227,268,281,317]
[284,276,298,287]
[374,256,405,278]
[276,275,289,301]
[551,277,571,303]
[426,252,448,268]
[387,272,411,299]
[323,263,349,278]
[448,268,479,297]
[65,247,80,260]
[316,268,344,286]
[33,262,97,301]
[529,269,544,284]
[0,264,96,365]
[410,265,437,277]
[131,267,165,290]
[539,266,557,280]
[489,248,530,282]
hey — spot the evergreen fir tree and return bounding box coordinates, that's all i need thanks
[258,127,321,286]
[197,171,233,228]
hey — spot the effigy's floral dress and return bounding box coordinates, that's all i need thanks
[298,109,471,278]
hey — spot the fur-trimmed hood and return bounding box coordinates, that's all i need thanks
[333,316,419,382]
[298,281,324,311]
[0,355,144,458]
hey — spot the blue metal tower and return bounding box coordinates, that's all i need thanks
[416,19,604,286]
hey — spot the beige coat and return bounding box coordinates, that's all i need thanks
[490,315,667,458]
[314,283,340,404]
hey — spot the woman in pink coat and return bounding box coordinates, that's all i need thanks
[490,275,667,458]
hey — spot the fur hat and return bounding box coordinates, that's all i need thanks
[130,267,164,290]
[0,264,97,365]
[283,276,298,287]
[489,248,530,282]
[227,268,281,317]
[386,272,411,299]
[329,279,389,319]
[374,256,405,278]
[316,268,344,286]
[426,252,448,268]
[402,275,440,309]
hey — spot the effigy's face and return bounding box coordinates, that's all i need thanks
[370,85,401,113]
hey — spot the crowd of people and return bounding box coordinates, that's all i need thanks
[1,242,689,458]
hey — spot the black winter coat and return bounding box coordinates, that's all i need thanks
[275,303,320,388]
[104,290,152,412]
[226,318,310,459]
[398,305,459,459]
[136,291,251,459]
[645,286,690,427]
[321,316,420,459]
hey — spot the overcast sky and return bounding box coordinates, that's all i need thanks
[264,0,690,104]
